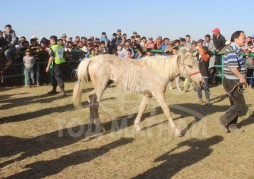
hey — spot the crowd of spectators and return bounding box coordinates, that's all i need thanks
[0,26,254,89]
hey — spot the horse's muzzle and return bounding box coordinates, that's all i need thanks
[194,79,204,88]
[200,79,205,86]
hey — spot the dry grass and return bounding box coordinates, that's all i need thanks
[0,82,254,179]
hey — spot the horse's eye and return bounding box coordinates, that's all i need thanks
[188,65,192,68]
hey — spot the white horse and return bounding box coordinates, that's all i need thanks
[73,49,203,137]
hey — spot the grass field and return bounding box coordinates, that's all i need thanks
[0,82,254,179]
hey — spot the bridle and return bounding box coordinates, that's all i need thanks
[178,56,201,78]
[189,71,201,77]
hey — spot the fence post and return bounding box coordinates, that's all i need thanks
[221,54,224,83]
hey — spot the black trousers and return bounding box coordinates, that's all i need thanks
[215,55,222,73]
[52,63,65,90]
[220,78,246,125]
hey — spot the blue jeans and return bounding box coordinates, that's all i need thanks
[4,46,15,61]
[247,68,254,86]
[24,67,35,85]
[215,55,222,73]
[196,77,210,100]
[35,62,40,84]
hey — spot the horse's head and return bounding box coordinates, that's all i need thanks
[177,47,204,87]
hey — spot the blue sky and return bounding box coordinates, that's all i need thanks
[1,0,253,41]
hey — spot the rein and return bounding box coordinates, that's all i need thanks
[177,55,201,78]
[227,82,248,95]
[182,65,201,78]
[189,71,201,77]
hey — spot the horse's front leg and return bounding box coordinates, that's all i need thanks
[155,93,182,137]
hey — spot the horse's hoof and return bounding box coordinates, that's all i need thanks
[101,126,106,133]
[175,132,183,137]
[135,125,142,131]
[173,128,183,137]
[94,125,106,133]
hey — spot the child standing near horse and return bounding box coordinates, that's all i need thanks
[196,45,210,105]
[23,49,35,87]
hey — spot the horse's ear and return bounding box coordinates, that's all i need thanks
[179,47,187,55]
[177,55,182,68]
[179,47,193,56]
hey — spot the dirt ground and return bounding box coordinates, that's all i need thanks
[0,82,254,179]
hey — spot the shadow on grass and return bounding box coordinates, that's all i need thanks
[0,102,230,168]
[0,93,29,102]
[239,111,254,127]
[0,100,250,172]
[210,94,228,103]
[6,137,134,179]
[0,100,159,169]
[141,103,230,135]
[0,96,113,124]
[0,88,93,110]
[0,103,82,124]
[133,135,223,178]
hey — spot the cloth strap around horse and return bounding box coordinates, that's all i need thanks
[189,71,201,77]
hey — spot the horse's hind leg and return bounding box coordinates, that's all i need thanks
[88,89,105,133]
[87,90,95,132]
[88,77,109,133]
[94,91,106,133]
[134,93,152,131]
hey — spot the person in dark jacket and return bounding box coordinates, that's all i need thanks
[196,43,210,105]
[212,28,226,52]
[0,30,7,53]
[212,28,226,80]
[3,24,17,68]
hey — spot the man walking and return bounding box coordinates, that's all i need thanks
[219,31,247,133]
[46,36,66,96]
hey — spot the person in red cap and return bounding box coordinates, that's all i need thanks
[212,27,226,83]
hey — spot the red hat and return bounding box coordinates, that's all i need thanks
[212,28,220,33]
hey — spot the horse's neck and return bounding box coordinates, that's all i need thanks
[167,57,181,81]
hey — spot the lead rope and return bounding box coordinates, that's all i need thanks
[227,82,248,95]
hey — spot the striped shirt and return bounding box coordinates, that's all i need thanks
[223,42,246,80]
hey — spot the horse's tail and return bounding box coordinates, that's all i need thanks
[73,58,93,108]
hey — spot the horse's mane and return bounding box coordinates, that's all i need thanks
[141,55,179,80]
[95,54,185,80]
